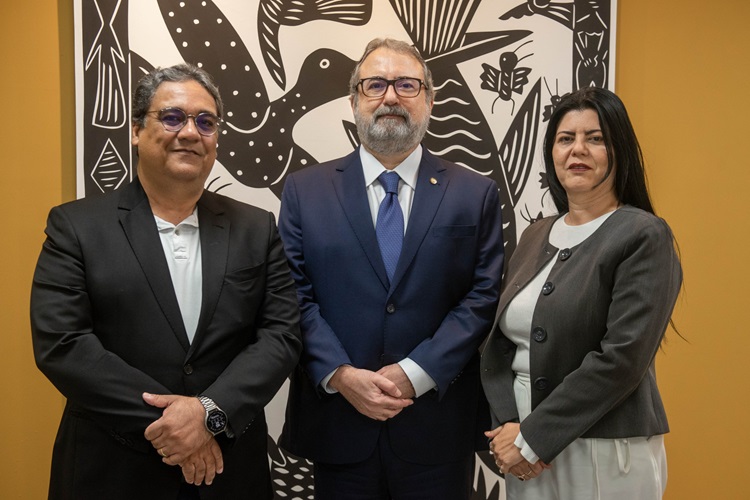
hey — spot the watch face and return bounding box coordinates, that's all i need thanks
[206,409,227,433]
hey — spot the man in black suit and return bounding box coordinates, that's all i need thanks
[31,64,301,499]
[279,38,504,499]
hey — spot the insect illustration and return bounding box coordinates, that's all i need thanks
[521,204,544,225]
[480,40,534,115]
[542,77,563,122]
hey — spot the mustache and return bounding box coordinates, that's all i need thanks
[373,105,410,121]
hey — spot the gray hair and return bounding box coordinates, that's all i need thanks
[349,38,434,104]
[131,64,223,127]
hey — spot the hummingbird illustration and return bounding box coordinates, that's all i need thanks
[156,0,356,195]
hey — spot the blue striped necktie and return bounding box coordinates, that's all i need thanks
[376,171,404,283]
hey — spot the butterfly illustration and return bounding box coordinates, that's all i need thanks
[480,40,533,114]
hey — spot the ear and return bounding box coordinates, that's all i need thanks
[131,123,141,147]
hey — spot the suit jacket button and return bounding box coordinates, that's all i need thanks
[533,377,549,390]
[183,364,193,375]
[542,282,555,295]
[559,248,572,261]
[532,327,547,342]
[386,304,396,313]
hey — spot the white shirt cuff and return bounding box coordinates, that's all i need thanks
[321,367,340,394]
[514,431,540,464]
[321,360,437,397]
[398,358,436,397]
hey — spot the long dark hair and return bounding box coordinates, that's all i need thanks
[543,87,655,215]
[546,87,685,341]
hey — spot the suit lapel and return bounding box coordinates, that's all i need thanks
[190,191,229,353]
[118,178,190,352]
[332,151,390,290]
[389,150,448,292]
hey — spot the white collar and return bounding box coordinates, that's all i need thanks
[360,145,421,190]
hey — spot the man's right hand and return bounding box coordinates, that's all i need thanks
[329,365,413,421]
[180,437,224,486]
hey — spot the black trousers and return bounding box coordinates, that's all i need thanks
[177,483,200,500]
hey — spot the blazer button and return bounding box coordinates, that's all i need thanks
[386,304,396,314]
[533,377,549,391]
[532,326,547,342]
[542,282,555,295]
[183,364,193,375]
[559,248,572,261]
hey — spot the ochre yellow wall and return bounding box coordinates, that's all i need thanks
[3,1,748,498]
[616,2,750,499]
[1,0,74,498]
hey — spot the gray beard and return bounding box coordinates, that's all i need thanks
[355,104,429,157]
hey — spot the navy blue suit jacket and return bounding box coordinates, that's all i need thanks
[278,148,504,465]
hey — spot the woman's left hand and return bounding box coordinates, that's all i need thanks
[506,459,548,481]
[486,423,524,470]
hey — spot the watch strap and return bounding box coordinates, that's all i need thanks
[198,395,227,436]
[198,395,220,413]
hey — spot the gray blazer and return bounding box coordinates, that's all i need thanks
[480,206,682,463]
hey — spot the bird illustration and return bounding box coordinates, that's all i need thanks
[257,0,372,89]
[156,0,356,195]
[497,78,542,208]
[387,0,534,258]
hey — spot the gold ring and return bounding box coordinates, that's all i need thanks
[159,448,167,458]
[517,475,525,481]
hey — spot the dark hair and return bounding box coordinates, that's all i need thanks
[349,38,434,104]
[131,64,223,127]
[543,87,655,214]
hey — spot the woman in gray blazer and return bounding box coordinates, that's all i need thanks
[481,87,682,500]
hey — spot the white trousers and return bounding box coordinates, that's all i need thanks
[507,375,668,500]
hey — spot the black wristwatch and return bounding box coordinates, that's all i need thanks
[198,396,228,436]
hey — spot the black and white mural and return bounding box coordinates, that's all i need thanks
[74,1,616,498]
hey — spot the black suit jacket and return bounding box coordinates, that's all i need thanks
[278,148,504,465]
[31,178,301,499]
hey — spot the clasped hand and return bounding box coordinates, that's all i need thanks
[329,365,413,421]
[143,393,224,485]
[485,423,548,481]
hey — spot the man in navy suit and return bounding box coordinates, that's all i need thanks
[279,38,505,499]
[31,64,301,499]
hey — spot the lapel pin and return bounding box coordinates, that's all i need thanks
[430,177,438,185]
